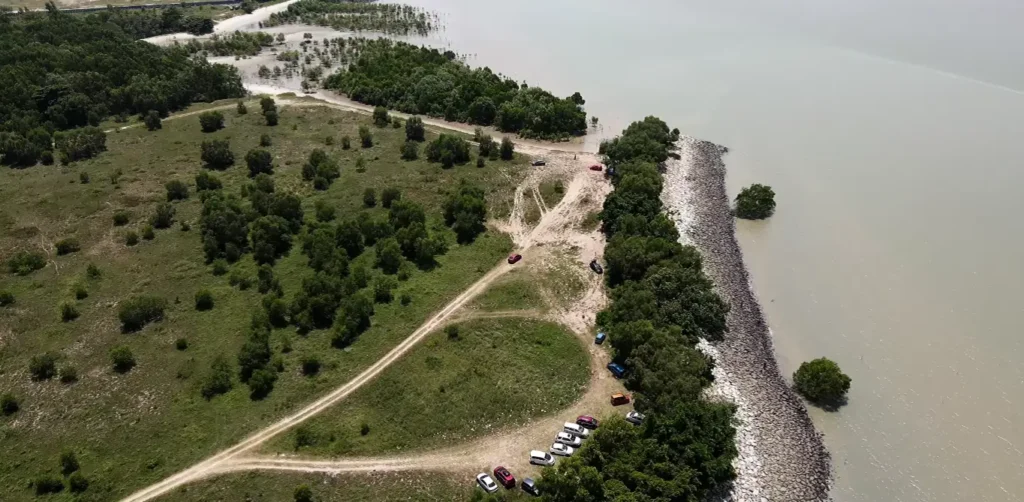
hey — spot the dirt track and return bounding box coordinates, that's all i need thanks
[119,99,615,502]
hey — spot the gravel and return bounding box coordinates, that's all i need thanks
[662,136,832,501]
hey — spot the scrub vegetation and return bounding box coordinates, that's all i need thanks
[734,183,776,220]
[265,0,437,36]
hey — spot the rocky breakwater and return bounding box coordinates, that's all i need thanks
[662,136,831,501]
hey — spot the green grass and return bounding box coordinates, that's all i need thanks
[263,317,589,457]
[580,209,601,232]
[470,271,548,313]
[0,101,524,501]
[538,179,566,209]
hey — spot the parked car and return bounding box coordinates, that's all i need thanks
[607,362,627,378]
[555,431,582,447]
[626,411,645,425]
[611,393,631,406]
[589,164,603,171]
[522,477,540,496]
[594,331,607,345]
[529,450,555,466]
[477,473,499,493]
[508,253,522,264]
[550,443,574,457]
[576,415,599,429]
[589,259,604,274]
[531,159,546,166]
[493,466,516,489]
[562,422,590,438]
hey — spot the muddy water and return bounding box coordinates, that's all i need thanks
[378,1,1023,501]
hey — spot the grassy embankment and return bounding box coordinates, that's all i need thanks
[0,100,524,501]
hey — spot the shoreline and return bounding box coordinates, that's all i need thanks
[663,137,832,501]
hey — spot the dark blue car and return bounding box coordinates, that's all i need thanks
[607,362,626,378]
[595,332,607,345]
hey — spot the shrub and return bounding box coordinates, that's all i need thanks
[405,116,425,141]
[476,157,485,168]
[175,338,189,350]
[40,150,54,165]
[300,355,321,376]
[29,353,59,380]
[358,125,372,147]
[360,422,370,436]
[145,110,162,131]
[118,296,167,332]
[1,393,19,415]
[325,136,334,146]
[34,475,64,495]
[79,171,90,184]
[260,96,277,113]
[165,180,189,201]
[199,111,225,132]
[200,139,234,170]
[372,106,390,127]
[86,263,101,279]
[400,140,418,160]
[7,251,46,275]
[374,276,396,303]
[60,302,79,322]
[793,357,851,407]
[363,188,376,207]
[237,101,248,115]
[141,225,155,240]
[500,137,514,160]
[260,133,272,147]
[314,200,335,222]
[228,269,252,290]
[201,355,234,399]
[248,367,277,399]
[391,116,402,128]
[110,345,136,373]
[0,290,13,306]
[59,365,79,383]
[125,231,139,246]
[211,259,229,276]
[355,156,366,172]
[195,171,223,191]
[54,127,106,163]
[246,148,274,177]
[735,183,776,219]
[68,472,89,493]
[180,220,191,231]
[425,134,470,168]
[73,283,88,300]
[60,450,80,475]
[294,426,316,449]
[341,136,351,149]
[294,484,313,502]
[400,292,411,305]
[265,109,279,126]
[55,238,80,256]
[446,325,459,340]
[150,202,176,228]
[195,289,214,311]
[113,210,131,226]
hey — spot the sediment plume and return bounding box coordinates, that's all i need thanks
[663,136,831,501]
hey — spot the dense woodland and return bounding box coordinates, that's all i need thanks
[513,118,738,501]
[81,6,215,38]
[264,0,436,36]
[324,38,588,140]
[0,6,245,167]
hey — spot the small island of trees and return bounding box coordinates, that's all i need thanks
[793,357,851,409]
[734,183,776,219]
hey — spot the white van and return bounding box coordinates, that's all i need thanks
[563,422,590,438]
[530,450,555,466]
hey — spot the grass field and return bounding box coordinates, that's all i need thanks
[262,317,589,456]
[0,99,524,501]
[468,272,548,313]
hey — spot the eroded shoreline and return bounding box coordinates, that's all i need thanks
[663,137,831,501]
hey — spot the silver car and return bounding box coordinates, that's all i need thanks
[550,443,575,457]
[530,450,555,466]
[555,431,582,447]
[476,473,499,493]
[562,422,590,438]
[626,411,645,425]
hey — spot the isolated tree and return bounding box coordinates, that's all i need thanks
[118,296,167,332]
[7,250,46,275]
[500,137,514,160]
[245,148,274,177]
[363,188,377,208]
[264,109,279,126]
[1,393,19,415]
[794,357,851,407]
[400,140,419,160]
[734,183,776,219]
[201,355,234,399]
[381,187,401,208]
[405,116,425,141]
[294,484,314,502]
[372,106,390,127]
[195,289,214,311]
[198,111,225,132]
[341,135,351,149]
[55,238,80,256]
[200,139,234,170]
[237,101,248,115]
[300,355,321,376]
[110,345,136,373]
[260,133,272,147]
[60,450,80,475]
[165,180,189,201]
[151,202,175,228]
[359,125,373,148]
[145,110,162,131]
[260,96,277,114]
[0,290,14,307]
[29,353,59,380]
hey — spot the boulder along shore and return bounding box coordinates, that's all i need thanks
[662,136,832,501]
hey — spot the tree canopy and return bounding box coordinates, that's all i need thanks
[793,357,851,408]
[735,183,776,219]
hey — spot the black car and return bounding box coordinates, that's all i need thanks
[521,478,540,496]
[589,259,603,274]
[531,160,546,166]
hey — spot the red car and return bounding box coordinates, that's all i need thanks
[589,164,603,171]
[576,415,599,430]
[507,253,522,264]
[493,466,516,489]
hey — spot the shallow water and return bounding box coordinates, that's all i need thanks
[381,0,1024,500]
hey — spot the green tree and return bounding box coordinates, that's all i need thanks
[29,353,59,380]
[151,202,175,228]
[68,472,89,493]
[264,109,279,126]
[405,116,425,141]
[195,289,214,310]
[793,357,851,408]
[246,148,274,177]
[60,450,80,475]
[195,171,223,191]
[1,393,19,415]
[734,183,776,219]
[500,137,514,160]
[400,139,419,160]
[372,105,390,127]
[381,187,401,208]
[110,345,136,373]
[7,250,46,275]
[359,125,373,147]
[201,355,234,399]
[424,134,470,168]
[237,101,248,115]
[200,139,234,170]
[165,180,189,201]
[300,355,321,376]
[375,237,403,274]
[199,111,225,132]
[341,135,351,149]
[363,188,377,207]
[260,96,277,114]
[443,180,487,243]
[145,110,162,131]
[250,215,293,264]
[247,367,277,399]
[118,296,167,332]
[294,484,314,502]
[55,237,80,255]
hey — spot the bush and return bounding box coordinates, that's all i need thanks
[55,127,106,163]
[125,231,139,246]
[735,183,776,219]
[151,202,175,228]
[314,200,336,222]
[118,296,167,332]
[793,357,851,407]
[260,96,277,114]
[374,276,396,303]
[175,338,189,350]
[86,263,101,279]
[0,290,13,306]
[358,125,373,148]
[68,472,89,493]
[73,283,88,300]
[195,289,214,311]
[405,115,425,141]
[265,109,279,126]
[1,393,19,415]
[294,426,316,449]
[445,325,459,340]
[201,355,234,399]
[425,134,470,168]
[55,238,80,256]
[34,475,64,495]
[60,450,80,475]
[360,422,370,436]
[237,101,248,115]
[259,133,272,147]
[141,224,155,240]
[166,180,189,201]
[7,251,46,275]
[400,292,411,305]
[294,484,313,502]
[341,135,351,149]
[200,139,234,170]
[29,353,59,380]
[180,220,191,232]
[372,106,390,127]
[391,116,402,128]
[110,345,136,373]
[59,365,78,383]
[145,110,162,131]
[400,139,419,160]
[500,137,514,160]
[228,269,253,290]
[195,171,223,191]
[247,367,277,399]
[300,355,321,376]
[211,259,229,276]
[245,148,274,177]
[363,188,376,208]
[40,150,54,165]
[113,210,131,226]
[199,111,225,132]
[79,171,90,184]
[60,302,79,322]
[476,156,485,168]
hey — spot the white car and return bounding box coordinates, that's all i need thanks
[550,443,575,457]
[530,450,555,466]
[626,411,645,425]
[563,422,590,438]
[476,473,499,493]
[555,431,582,447]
